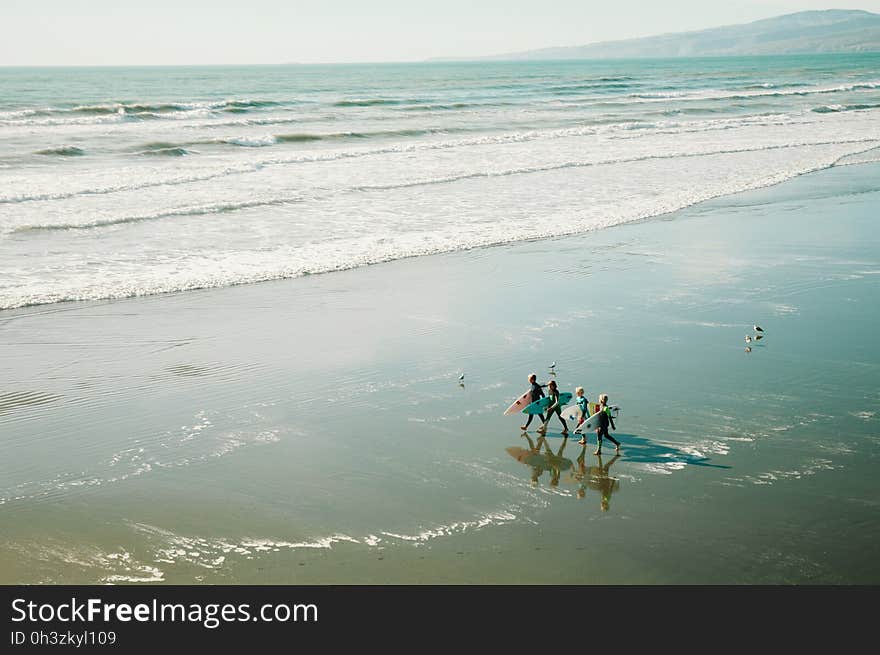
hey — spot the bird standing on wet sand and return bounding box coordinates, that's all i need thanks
[549,362,556,371]
[754,325,764,333]
[458,373,465,381]
[745,335,752,344]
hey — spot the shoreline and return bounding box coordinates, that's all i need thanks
[4,153,880,315]
[2,161,879,584]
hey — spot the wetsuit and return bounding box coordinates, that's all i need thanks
[543,389,569,432]
[595,405,619,450]
[522,381,546,429]
[575,394,589,427]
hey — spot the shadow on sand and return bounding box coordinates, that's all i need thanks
[609,432,731,469]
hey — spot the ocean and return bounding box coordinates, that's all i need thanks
[2,54,880,310]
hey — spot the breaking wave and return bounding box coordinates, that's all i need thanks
[35,145,85,156]
[812,103,880,113]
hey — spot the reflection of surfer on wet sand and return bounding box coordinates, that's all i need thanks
[569,443,620,511]
[544,435,573,488]
[506,434,572,487]
[506,433,548,486]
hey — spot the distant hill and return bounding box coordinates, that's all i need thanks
[438,10,880,61]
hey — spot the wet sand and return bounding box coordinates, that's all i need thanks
[1,162,879,584]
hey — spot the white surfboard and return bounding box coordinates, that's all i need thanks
[562,404,584,424]
[503,389,533,416]
[573,406,621,434]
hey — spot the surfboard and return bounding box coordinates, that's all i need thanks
[562,403,584,424]
[503,389,534,416]
[522,392,573,415]
[573,406,621,433]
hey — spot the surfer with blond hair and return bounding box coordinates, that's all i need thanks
[594,393,620,455]
[574,386,589,434]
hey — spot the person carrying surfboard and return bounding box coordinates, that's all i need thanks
[574,387,589,436]
[538,379,569,436]
[594,393,620,455]
[520,373,547,431]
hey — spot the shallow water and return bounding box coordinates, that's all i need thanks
[1,162,877,583]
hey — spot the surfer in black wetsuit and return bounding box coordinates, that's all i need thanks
[539,379,569,435]
[520,373,547,431]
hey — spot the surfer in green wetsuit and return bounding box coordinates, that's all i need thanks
[594,393,620,455]
[538,379,569,435]
[520,373,547,431]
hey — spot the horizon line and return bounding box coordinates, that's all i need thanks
[3,51,879,69]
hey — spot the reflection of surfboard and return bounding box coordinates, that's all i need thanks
[523,392,573,415]
[505,446,547,468]
[503,389,533,416]
[573,406,621,433]
[506,446,572,471]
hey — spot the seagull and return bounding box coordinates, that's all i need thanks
[754,325,764,333]
[549,362,556,370]
[745,335,752,343]
[755,334,764,341]
[745,346,752,353]
[458,373,465,381]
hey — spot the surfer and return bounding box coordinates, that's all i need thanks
[538,379,569,435]
[574,386,589,441]
[520,373,547,431]
[594,394,620,455]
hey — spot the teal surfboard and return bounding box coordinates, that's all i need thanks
[522,392,573,415]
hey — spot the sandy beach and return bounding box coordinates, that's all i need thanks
[1,160,879,584]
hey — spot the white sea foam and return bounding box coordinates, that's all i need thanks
[4,138,870,310]
[3,63,880,309]
[118,509,519,580]
[9,542,167,584]
[629,80,880,103]
[222,134,278,147]
[737,459,842,486]
[0,410,283,505]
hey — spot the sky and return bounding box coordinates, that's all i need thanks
[2,0,880,65]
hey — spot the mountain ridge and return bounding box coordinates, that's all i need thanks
[431,10,880,61]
